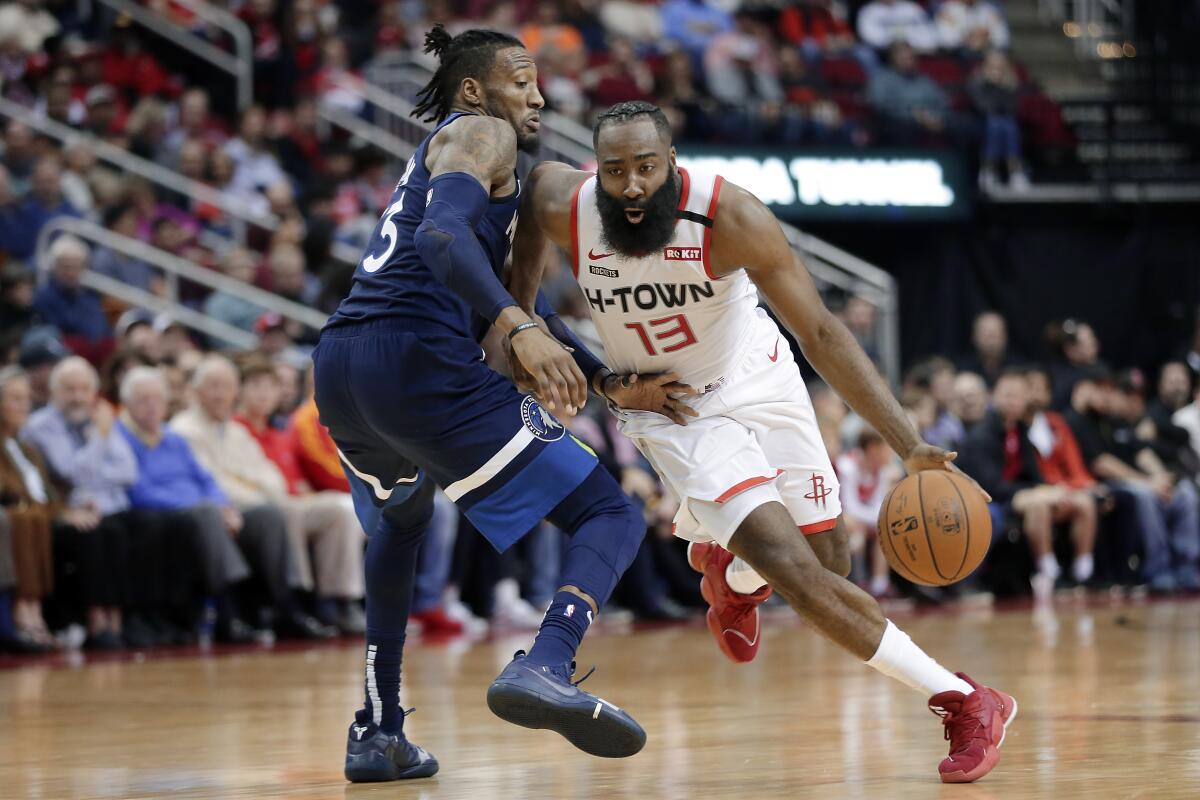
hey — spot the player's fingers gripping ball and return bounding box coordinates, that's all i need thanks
[878,470,991,587]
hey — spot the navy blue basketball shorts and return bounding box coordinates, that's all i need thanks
[312,321,599,551]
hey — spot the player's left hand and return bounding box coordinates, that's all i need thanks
[503,319,574,403]
[902,444,992,502]
[604,372,700,425]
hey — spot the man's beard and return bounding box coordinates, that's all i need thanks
[481,100,539,154]
[594,165,681,257]
[516,129,539,154]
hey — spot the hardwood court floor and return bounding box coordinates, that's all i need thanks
[2,599,1198,799]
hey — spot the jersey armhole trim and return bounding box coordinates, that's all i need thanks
[676,167,692,214]
[702,175,725,281]
[569,179,584,279]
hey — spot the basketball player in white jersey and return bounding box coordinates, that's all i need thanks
[508,102,1018,784]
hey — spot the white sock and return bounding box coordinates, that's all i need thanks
[1037,553,1060,580]
[866,620,974,697]
[725,557,768,594]
[1072,553,1094,584]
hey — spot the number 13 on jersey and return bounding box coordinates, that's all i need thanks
[624,314,698,356]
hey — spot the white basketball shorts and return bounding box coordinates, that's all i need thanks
[616,310,842,548]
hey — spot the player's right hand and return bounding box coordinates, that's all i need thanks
[509,327,588,413]
[604,372,700,425]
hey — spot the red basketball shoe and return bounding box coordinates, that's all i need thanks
[687,541,772,663]
[410,607,464,636]
[928,673,1018,783]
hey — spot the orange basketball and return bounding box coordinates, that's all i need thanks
[877,470,991,587]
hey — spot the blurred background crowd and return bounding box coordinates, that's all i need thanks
[0,0,1197,655]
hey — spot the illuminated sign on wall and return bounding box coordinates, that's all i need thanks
[676,149,969,221]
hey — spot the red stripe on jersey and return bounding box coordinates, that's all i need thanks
[702,175,725,280]
[569,179,584,278]
[799,518,838,535]
[677,167,691,213]
[714,468,784,504]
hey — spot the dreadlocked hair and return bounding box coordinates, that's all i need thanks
[592,101,672,148]
[411,24,526,123]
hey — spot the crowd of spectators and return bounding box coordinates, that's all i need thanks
[841,312,1200,604]
[0,0,1074,364]
[0,1,1186,658]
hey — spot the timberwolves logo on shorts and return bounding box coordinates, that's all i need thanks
[521,396,566,442]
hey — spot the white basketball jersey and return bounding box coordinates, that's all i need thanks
[570,168,761,390]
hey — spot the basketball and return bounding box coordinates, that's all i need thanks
[878,470,991,587]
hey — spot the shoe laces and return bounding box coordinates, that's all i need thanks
[724,597,758,628]
[571,664,596,687]
[546,660,597,687]
[515,651,596,687]
[932,702,984,751]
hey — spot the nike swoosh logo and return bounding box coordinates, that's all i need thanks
[722,609,761,646]
[768,339,780,362]
[504,665,578,698]
[588,249,615,260]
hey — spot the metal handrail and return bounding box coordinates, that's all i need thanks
[317,101,416,160]
[1,97,361,268]
[35,216,329,331]
[0,97,277,239]
[1038,0,1136,60]
[783,229,900,386]
[73,268,262,352]
[363,55,596,165]
[95,0,253,110]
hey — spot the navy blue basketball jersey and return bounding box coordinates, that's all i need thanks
[326,112,521,341]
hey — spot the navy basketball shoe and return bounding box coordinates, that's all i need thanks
[344,716,438,782]
[486,650,646,758]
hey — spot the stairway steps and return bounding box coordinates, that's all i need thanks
[1077,142,1191,163]
[1072,124,1174,141]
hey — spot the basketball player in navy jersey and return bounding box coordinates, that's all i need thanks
[314,31,693,781]
[510,102,1018,784]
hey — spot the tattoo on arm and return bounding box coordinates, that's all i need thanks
[428,118,517,194]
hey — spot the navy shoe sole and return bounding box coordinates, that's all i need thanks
[487,670,646,758]
[344,749,439,782]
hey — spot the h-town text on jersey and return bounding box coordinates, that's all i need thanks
[584,282,715,314]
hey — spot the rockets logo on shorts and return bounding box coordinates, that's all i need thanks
[521,397,566,442]
[664,247,702,261]
[804,473,833,509]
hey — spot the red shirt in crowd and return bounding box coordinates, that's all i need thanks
[1002,424,1022,483]
[235,415,305,496]
[1034,411,1095,489]
[288,398,351,494]
[780,5,853,46]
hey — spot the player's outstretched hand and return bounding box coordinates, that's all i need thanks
[902,444,992,502]
[604,372,700,426]
[509,326,588,413]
